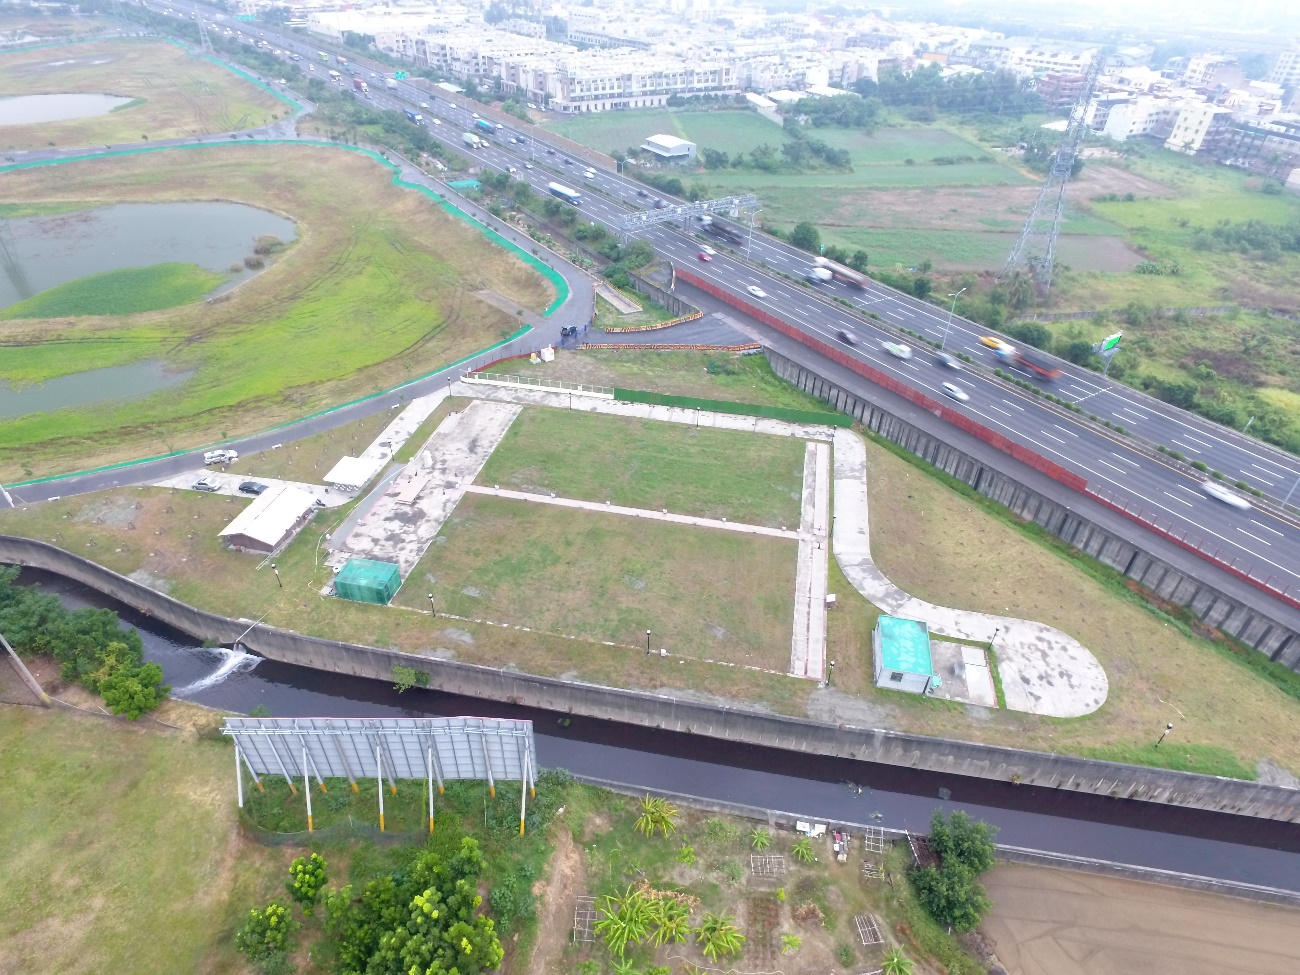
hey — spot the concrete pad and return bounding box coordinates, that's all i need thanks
[153,469,349,508]
[329,400,522,577]
[791,441,830,680]
[929,641,998,709]
[831,428,1107,718]
[983,863,1300,975]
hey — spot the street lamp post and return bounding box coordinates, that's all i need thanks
[940,287,966,351]
[1154,722,1174,749]
[646,630,651,655]
[270,563,282,588]
[827,659,836,685]
[427,593,435,617]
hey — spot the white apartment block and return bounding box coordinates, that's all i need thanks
[1269,39,1300,89]
[969,37,1098,78]
[1165,101,1231,154]
[1182,54,1235,86]
[1088,93,1182,141]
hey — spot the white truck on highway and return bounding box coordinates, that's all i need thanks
[385,78,398,90]
[462,132,483,149]
[806,266,833,284]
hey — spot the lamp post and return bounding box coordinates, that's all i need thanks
[646,630,651,655]
[940,287,966,351]
[427,593,436,617]
[827,659,835,685]
[1155,722,1174,749]
[745,209,763,260]
[270,563,282,588]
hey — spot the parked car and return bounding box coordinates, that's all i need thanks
[238,481,268,496]
[203,449,238,465]
[883,342,913,360]
[193,477,220,493]
[941,382,970,402]
[838,329,859,345]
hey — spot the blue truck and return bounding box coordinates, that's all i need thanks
[405,108,423,123]
[474,118,497,135]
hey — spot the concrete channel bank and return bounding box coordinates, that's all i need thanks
[766,351,1300,669]
[3,534,1299,825]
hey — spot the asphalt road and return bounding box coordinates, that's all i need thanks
[21,6,1300,609]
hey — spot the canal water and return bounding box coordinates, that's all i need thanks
[0,360,193,419]
[0,201,297,310]
[15,567,1300,893]
[0,92,134,126]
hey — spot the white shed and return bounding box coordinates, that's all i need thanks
[640,133,696,163]
[218,484,318,554]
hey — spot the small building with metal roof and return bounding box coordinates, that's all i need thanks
[218,484,319,555]
[640,133,696,162]
[872,615,936,695]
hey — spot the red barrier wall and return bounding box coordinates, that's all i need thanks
[677,268,1088,492]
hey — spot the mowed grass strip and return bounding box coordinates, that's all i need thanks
[0,143,553,480]
[0,706,284,975]
[396,493,797,670]
[1,262,224,319]
[0,38,283,149]
[476,407,807,528]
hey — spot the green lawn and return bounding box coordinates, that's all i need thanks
[477,407,807,527]
[1,263,225,319]
[546,108,784,159]
[395,493,798,671]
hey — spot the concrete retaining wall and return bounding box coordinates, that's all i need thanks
[3,534,1299,824]
[765,351,1300,670]
[627,272,695,317]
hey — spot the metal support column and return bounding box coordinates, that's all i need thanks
[304,746,314,831]
[376,745,385,832]
[327,720,359,792]
[483,735,496,798]
[518,749,529,836]
[235,742,245,808]
[427,745,435,835]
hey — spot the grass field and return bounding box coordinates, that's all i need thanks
[0,38,285,149]
[226,408,400,482]
[394,493,797,670]
[0,143,553,480]
[594,287,678,330]
[476,407,807,527]
[0,703,285,975]
[0,263,224,319]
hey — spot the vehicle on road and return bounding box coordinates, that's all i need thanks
[385,78,397,90]
[1201,480,1252,510]
[523,161,531,168]
[203,449,238,465]
[697,251,712,262]
[547,182,583,205]
[636,188,648,197]
[935,352,962,370]
[584,170,595,179]
[475,118,497,135]
[747,285,767,298]
[813,255,868,289]
[838,329,859,345]
[697,214,744,245]
[941,382,970,402]
[193,477,220,493]
[461,132,483,150]
[1014,348,1064,381]
[352,77,368,94]
[980,335,1015,355]
[806,266,833,284]
[419,102,429,109]
[432,118,441,124]
[883,342,913,360]
[238,481,268,496]
[404,109,423,123]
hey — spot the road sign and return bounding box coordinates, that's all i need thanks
[1098,331,1122,353]
[236,14,254,21]
[395,71,407,80]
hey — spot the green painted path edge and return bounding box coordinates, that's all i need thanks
[1,134,573,486]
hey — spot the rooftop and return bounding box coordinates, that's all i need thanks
[643,133,694,150]
[876,615,934,677]
[218,484,318,550]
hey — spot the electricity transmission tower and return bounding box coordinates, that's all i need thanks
[1001,53,1106,297]
[195,4,215,54]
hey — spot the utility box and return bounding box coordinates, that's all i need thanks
[334,558,401,605]
[872,615,935,695]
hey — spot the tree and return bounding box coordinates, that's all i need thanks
[1005,321,1053,350]
[287,853,328,915]
[849,249,869,271]
[882,948,914,974]
[235,902,299,961]
[912,276,933,299]
[790,221,821,253]
[1003,269,1035,311]
[634,795,678,838]
[694,912,746,962]
[929,809,998,874]
[750,827,771,850]
[910,862,990,931]
[98,659,169,720]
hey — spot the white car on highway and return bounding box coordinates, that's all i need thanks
[1200,480,1252,510]
[941,382,970,402]
[746,285,767,298]
[883,342,913,360]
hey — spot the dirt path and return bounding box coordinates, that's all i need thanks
[982,864,1300,975]
[527,824,585,975]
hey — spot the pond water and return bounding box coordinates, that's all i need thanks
[0,360,194,419]
[0,92,135,125]
[0,201,298,311]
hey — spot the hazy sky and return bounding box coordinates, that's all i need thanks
[885,0,1300,35]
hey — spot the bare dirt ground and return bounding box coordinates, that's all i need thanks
[982,864,1300,975]
[527,825,585,975]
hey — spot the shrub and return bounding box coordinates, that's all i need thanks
[910,863,990,931]
[1236,481,1250,490]
[635,795,679,838]
[792,836,814,863]
[1191,460,1209,472]
[1212,469,1225,479]
[235,902,298,961]
[286,853,328,915]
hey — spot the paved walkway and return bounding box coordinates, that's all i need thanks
[328,400,521,576]
[831,428,1108,717]
[465,486,800,539]
[791,441,830,680]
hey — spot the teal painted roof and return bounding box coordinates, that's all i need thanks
[877,615,934,677]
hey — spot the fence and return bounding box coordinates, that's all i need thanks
[465,372,613,396]
[676,267,1086,488]
[612,387,852,427]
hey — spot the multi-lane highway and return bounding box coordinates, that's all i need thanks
[41,5,1300,609]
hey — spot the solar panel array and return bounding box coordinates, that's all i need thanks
[223,716,535,785]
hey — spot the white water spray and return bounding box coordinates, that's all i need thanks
[172,647,260,697]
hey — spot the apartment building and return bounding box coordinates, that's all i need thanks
[1268,38,1300,88]
[968,37,1098,78]
[1165,101,1232,154]
[1088,93,1182,141]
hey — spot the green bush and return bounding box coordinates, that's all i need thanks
[1191,460,1209,471]
[286,853,328,916]
[235,902,299,961]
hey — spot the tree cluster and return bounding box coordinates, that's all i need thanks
[909,810,998,931]
[1192,218,1300,257]
[787,93,881,132]
[858,65,1041,121]
[0,567,168,718]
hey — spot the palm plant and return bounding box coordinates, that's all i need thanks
[651,896,692,946]
[791,836,815,863]
[780,933,802,955]
[694,912,746,962]
[882,948,914,975]
[594,886,654,957]
[634,794,679,838]
[750,827,771,851]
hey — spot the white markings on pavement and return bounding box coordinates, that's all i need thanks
[1000,399,1024,411]
[1170,440,1202,454]
[1163,491,1195,507]
[1097,459,1127,474]
[1237,527,1272,546]
[1041,431,1066,445]
[1109,453,1141,468]
[1052,424,1079,437]
[1249,520,1285,538]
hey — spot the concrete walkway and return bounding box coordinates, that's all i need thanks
[832,428,1108,717]
[791,441,830,680]
[466,486,800,539]
[151,468,351,508]
[328,400,522,576]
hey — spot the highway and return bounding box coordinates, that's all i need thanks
[43,5,1300,609]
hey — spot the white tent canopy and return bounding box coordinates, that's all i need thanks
[324,454,386,490]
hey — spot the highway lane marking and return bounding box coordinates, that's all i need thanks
[1097,459,1127,474]
[1253,462,1288,478]
[1109,453,1141,467]
[1052,424,1079,437]
[1250,473,1275,486]
[1178,431,1216,449]
[1000,399,1024,410]
[1250,519,1285,538]
[1116,406,1149,419]
[1177,484,1203,497]
[1040,431,1066,444]
[1170,439,1202,454]
[986,404,1013,417]
[1163,492,1195,507]
[1237,527,1272,546]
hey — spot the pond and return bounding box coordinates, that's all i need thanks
[0,200,298,310]
[0,92,135,125]
[0,360,194,419]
